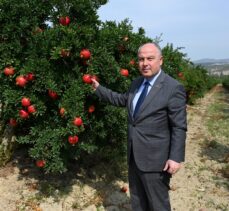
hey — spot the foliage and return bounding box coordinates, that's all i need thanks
[0,0,217,173]
[162,44,218,104]
[222,76,229,89]
[0,0,151,173]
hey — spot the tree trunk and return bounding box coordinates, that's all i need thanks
[0,103,16,166]
[0,123,16,167]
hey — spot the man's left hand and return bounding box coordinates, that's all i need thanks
[163,159,181,174]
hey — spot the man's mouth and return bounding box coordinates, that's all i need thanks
[142,69,149,73]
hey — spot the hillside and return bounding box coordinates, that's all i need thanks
[193,58,229,65]
[193,59,229,76]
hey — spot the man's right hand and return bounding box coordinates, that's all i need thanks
[91,78,99,90]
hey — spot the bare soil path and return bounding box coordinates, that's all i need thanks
[0,84,228,211]
[170,84,229,211]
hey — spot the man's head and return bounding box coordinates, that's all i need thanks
[138,43,163,78]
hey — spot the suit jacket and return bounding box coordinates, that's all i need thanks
[95,70,187,172]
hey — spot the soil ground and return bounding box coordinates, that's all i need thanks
[0,84,228,211]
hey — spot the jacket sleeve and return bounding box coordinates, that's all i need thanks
[167,84,187,162]
[95,85,128,107]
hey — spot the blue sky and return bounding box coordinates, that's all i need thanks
[98,0,229,61]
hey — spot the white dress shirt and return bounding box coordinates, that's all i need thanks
[132,69,161,112]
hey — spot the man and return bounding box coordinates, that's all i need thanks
[91,43,187,211]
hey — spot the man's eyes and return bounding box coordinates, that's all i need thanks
[139,58,154,61]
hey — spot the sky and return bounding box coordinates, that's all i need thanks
[98,0,229,61]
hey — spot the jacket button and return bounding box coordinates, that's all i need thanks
[133,124,136,127]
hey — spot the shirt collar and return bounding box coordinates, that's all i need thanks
[143,69,161,86]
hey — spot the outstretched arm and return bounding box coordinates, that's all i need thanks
[91,78,128,107]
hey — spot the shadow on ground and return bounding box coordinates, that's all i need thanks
[2,145,129,208]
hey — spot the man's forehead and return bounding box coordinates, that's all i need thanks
[138,50,156,56]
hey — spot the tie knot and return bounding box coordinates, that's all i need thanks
[144,81,150,86]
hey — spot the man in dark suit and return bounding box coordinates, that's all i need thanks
[91,42,187,211]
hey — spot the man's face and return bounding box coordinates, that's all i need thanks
[138,44,163,78]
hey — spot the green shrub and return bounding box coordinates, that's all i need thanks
[0,0,217,173]
[222,76,229,89]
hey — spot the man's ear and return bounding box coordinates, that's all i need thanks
[160,56,163,65]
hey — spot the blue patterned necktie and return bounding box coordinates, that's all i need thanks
[133,81,150,118]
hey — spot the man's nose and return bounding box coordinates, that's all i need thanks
[143,59,148,66]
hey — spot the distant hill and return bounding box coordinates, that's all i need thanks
[193,58,229,76]
[193,58,229,65]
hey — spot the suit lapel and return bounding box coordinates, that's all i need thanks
[134,71,166,119]
[128,77,144,115]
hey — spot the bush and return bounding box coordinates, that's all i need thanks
[0,0,152,173]
[0,0,217,173]
[222,76,229,89]
[162,44,217,104]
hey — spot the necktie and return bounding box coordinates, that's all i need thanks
[133,81,150,118]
